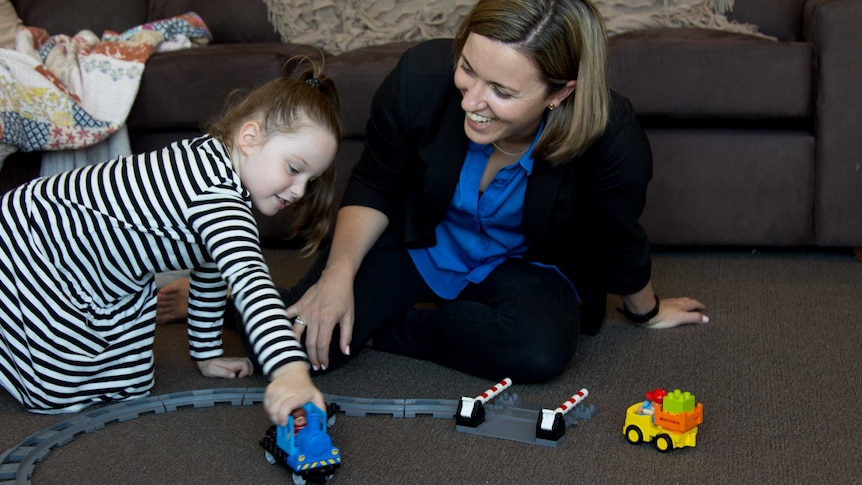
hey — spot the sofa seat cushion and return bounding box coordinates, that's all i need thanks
[127,43,321,131]
[641,128,815,246]
[609,28,814,120]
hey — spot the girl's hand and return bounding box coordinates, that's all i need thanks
[264,361,326,426]
[286,268,355,371]
[196,357,253,378]
[641,297,709,329]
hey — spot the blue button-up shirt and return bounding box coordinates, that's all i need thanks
[409,137,536,299]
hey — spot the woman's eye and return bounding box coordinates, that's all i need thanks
[288,165,299,175]
[493,87,512,99]
[460,63,474,76]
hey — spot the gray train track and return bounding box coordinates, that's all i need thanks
[0,387,593,484]
[0,388,461,484]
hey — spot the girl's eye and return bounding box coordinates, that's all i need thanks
[288,164,299,175]
[460,63,474,76]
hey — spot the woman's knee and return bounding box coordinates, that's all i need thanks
[495,326,578,383]
[510,345,576,383]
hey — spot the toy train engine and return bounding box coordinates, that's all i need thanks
[261,402,341,484]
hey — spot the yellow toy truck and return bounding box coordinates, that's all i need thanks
[623,389,703,453]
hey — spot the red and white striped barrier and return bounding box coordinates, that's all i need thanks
[475,378,513,403]
[539,388,588,431]
[459,378,512,418]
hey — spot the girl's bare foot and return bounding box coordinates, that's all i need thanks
[156,278,190,325]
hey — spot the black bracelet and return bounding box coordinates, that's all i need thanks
[617,294,660,323]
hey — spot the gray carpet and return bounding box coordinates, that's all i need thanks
[2,248,861,484]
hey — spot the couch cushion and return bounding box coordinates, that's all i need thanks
[148,0,280,43]
[10,0,149,36]
[127,43,320,131]
[609,28,814,120]
[726,0,807,42]
[325,41,417,138]
[642,128,815,246]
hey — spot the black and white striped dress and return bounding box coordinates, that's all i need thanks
[0,135,306,413]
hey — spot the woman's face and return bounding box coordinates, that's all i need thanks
[454,33,563,151]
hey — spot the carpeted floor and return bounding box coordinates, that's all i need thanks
[2,247,861,484]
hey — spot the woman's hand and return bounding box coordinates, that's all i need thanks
[622,281,708,330]
[264,361,326,426]
[196,357,253,378]
[286,205,389,371]
[286,267,355,371]
[641,297,709,329]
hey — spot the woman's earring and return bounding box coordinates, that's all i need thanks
[548,103,556,111]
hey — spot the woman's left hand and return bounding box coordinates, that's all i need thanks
[196,357,254,378]
[641,297,709,329]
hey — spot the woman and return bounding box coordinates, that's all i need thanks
[284,0,708,383]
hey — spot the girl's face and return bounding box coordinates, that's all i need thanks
[237,120,337,216]
[454,33,574,151]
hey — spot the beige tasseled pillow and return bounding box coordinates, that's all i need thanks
[0,0,25,49]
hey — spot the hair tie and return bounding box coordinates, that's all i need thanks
[304,75,321,90]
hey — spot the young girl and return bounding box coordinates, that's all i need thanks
[0,65,339,426]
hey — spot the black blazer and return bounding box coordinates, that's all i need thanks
[342,39,654,334]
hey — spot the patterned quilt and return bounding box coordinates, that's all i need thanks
[0,12,211,163]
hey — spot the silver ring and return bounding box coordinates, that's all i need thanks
[294,317,306,326]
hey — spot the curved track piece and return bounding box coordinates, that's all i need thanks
[0,388,264,484]
[0,389,442,484]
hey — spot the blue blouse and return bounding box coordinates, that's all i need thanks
[409,135,537,299]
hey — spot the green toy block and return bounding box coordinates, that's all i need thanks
[663,389,695,413]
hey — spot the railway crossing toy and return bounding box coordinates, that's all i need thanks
[456,378,593,448]
[623,388,704,452]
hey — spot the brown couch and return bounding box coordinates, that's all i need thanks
[4,0,861,248]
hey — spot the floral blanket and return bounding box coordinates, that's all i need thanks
[0,12,211,163]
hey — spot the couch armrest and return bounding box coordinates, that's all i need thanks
[804,0,862,246]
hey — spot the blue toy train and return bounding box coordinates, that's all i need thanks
[260,402,341,484]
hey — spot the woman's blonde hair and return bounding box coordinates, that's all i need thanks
[207,59,341,255]
[454,0,609,165]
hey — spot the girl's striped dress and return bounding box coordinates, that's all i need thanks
[0,135,306,413]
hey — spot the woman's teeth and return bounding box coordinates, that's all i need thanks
[467,112,494,124]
